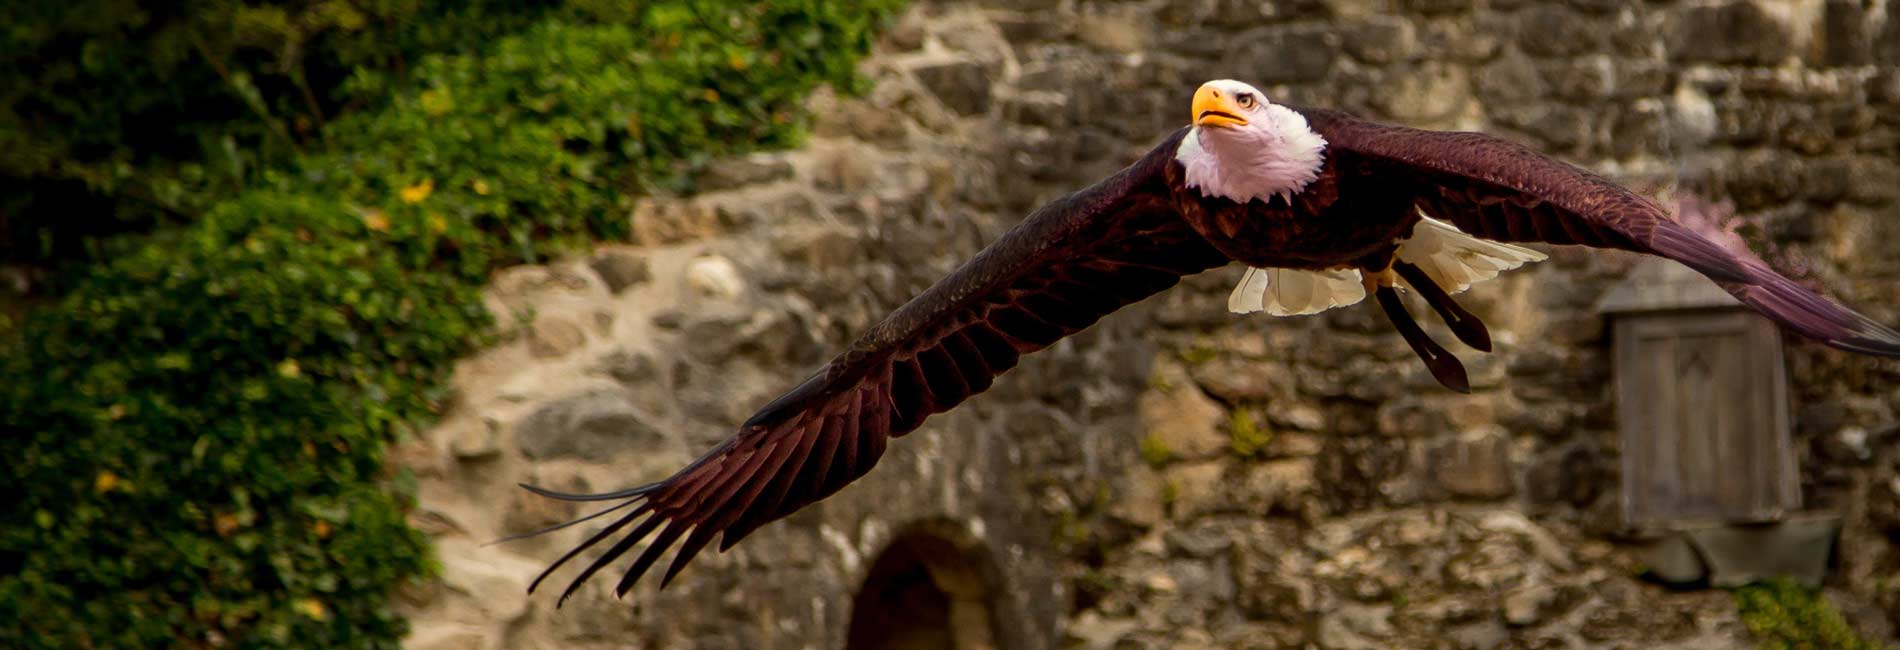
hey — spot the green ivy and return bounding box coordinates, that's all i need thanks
[0,2,904,648]
[0,0,558,286]
[1733,579,1881,650]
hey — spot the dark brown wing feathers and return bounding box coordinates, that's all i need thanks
[1299,107,1900,357]
[520,128,1229,604]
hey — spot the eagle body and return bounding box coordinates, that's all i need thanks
[1165,140,1417,272]
[512,80,1900,605]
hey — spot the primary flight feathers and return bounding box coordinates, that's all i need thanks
[515,81,1899,604]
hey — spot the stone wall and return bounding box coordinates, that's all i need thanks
[396,1,1900,649]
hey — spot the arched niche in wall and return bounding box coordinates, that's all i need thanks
[845,524,1001,650]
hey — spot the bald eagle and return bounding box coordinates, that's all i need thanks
[517,80,1900,603]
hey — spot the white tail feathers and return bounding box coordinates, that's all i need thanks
[1396,215,1547,294]
[1227,267,1367,316]
[1227,215,1546,318]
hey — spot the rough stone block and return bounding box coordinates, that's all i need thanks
[1246,28,1336,84]
[879,10,925,51]
[1525,444,1606,508]
[1669,1,1795,65]
[1243,458,1318,517]
[1474,56,1546,106]
[1845,156,1900,204]
[912,59,994,116]
[773,226,860,271]
[1187,357,1292,404]
[684,255,747,299]
[628,199,724,245]
[1077,9,1149,53]
[810,93,908,146]
[1820,0,1870,66]
[992,13,1066,50]
[1429,432,1515,500]
[1113,464,1170,528]
[588,249,650,294]
[447,416,503,460]
[1003,92,1069,130]
[593,347,658,386]
[1376,397,1450,437]
[526,315,588,359]
[1164,459,1231,519]
[439,540,541,625]
[1878,6,1900,65]
[1421,14,1505,62]
[1343,16,1416,64]
[514,390,664,460]
[691,156,792,192]
[1517,6,1602,58]
[1140,390,1229,460]
[1542,57,1613,100]
[813,145,876,194]
[1383,64,1466,124]
[1502,583,1557,626]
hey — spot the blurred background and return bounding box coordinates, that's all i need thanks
[2,1,1898,649]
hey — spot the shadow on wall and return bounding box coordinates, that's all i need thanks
[848,526,1003,650]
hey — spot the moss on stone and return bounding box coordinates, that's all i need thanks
[1733,579,1879,650]
[1177,343,1218,365]
[1229,406,1272,458]
[1139,433,1174,468]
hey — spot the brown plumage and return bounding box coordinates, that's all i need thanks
[515,95,1900,605]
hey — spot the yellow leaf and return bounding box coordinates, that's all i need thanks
[427,213,447,233]
[701,88,720,103]
[94,471,119,493]
[362,209,390,232]
[419,88,453,117]
[312,520,333,539]
[728,53,748,70]
[400,179,434,204]
[294,598,327,620]
[470,179,490,195]
[105,403,127,420]
[277,359,301,378]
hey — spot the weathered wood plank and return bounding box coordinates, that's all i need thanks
[1616,311,1798,527]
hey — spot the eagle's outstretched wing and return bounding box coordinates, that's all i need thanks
[520,127,1229,604]
[1300,108,1900,356]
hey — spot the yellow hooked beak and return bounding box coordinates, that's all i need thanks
[1192,85,1249,129]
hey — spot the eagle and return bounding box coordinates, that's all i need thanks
[515,79,1900,604]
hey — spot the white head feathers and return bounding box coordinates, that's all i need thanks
[1175,79,1328,206]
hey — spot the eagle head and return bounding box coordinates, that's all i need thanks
[1179,79,1328,205]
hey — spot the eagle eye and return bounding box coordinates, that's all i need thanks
[1236,93,1256,109]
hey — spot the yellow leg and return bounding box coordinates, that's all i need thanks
[1360,265,1398,294]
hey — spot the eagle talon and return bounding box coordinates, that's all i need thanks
[1394,261,1493,352]
[1374,285,1471,393]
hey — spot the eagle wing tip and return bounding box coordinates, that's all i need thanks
[1833,318,1900,358]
